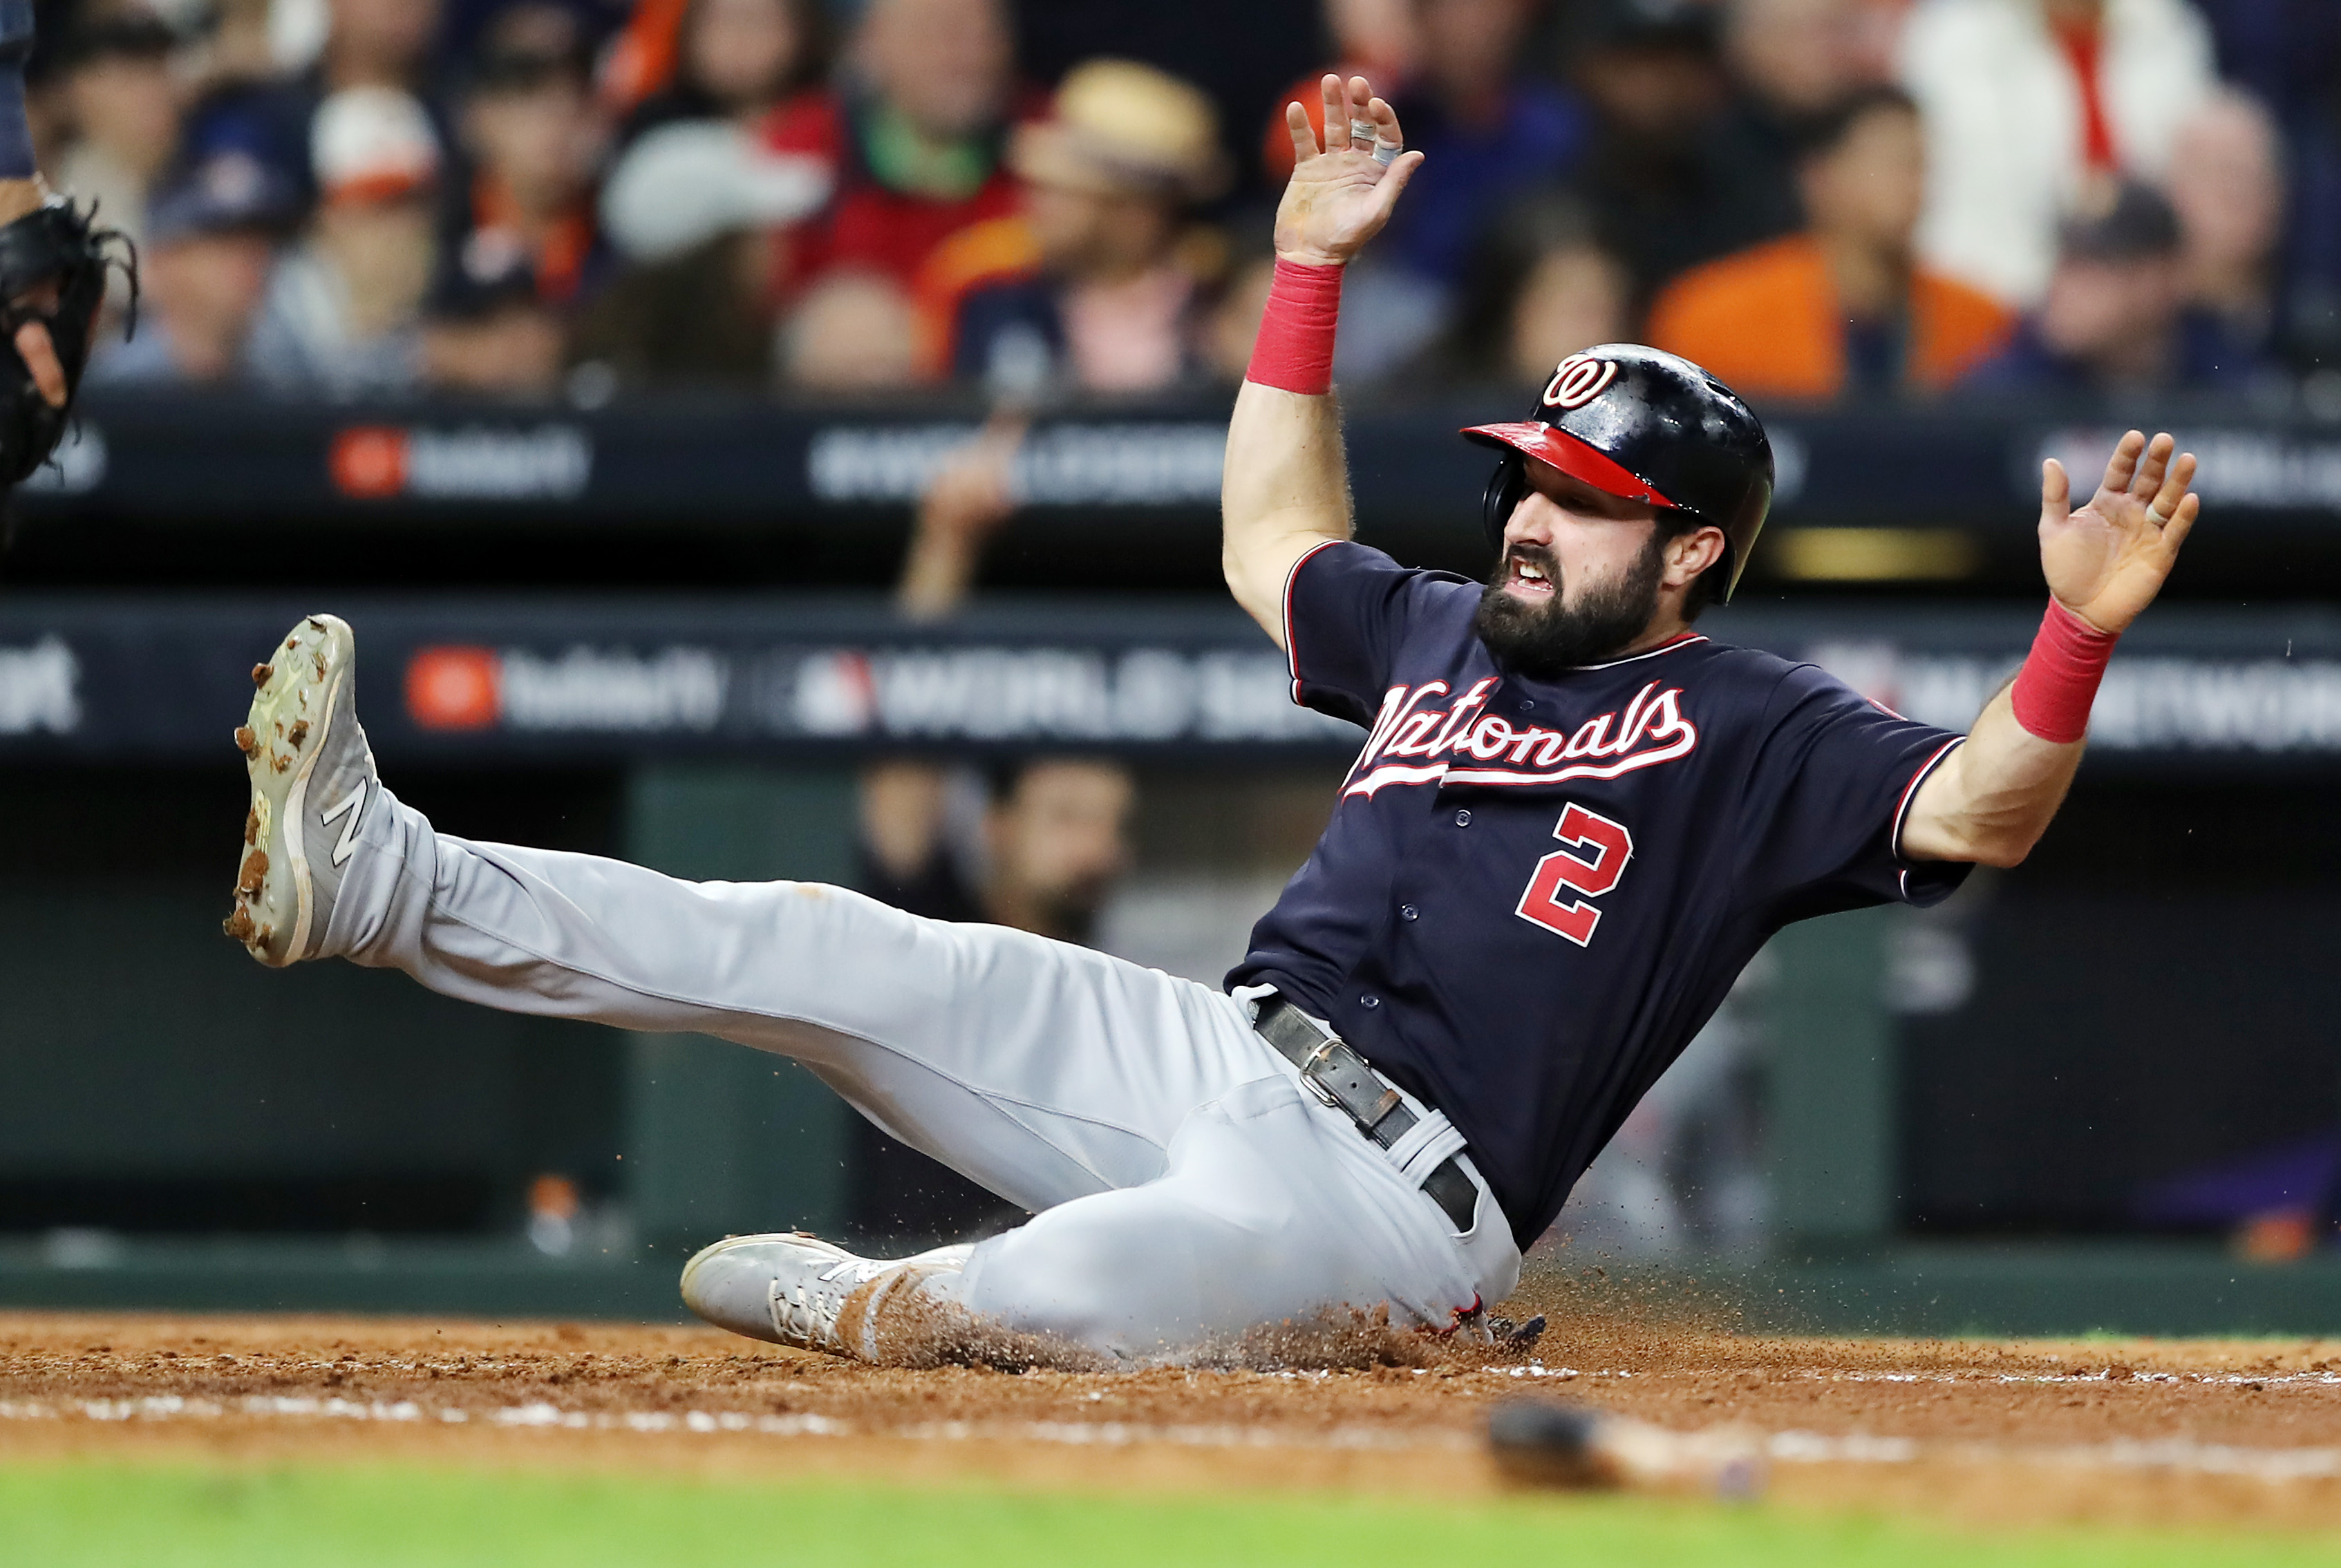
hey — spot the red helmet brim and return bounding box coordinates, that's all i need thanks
[1460,422,1684,513]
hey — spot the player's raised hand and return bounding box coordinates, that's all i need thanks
[2038,430,2199,634]
[1273,75,1424,267]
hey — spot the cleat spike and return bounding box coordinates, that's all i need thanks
[234,726,257,757]
[252,663,272,686]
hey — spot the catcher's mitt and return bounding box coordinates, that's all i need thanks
[0,196,135,487]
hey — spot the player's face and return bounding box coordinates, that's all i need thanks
[1474,462,1670,674]
[1494,461,1662,610]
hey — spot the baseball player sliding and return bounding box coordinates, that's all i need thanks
[224,75,2199,1363]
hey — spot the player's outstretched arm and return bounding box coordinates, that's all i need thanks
[1222,74,1422,648]
[1903,431,2199,866]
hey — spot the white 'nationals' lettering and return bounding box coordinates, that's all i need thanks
[1342,677,1700,798]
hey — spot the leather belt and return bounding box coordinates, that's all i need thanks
[1254,996,1479,1233]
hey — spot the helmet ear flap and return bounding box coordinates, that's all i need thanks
[1482,455,1524,556]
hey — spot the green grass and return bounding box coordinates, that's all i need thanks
[0,1460,2332,1567]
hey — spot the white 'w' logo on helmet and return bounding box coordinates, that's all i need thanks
[1541,354,1618,410]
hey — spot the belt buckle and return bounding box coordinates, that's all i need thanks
[1298,1039,1344,1110]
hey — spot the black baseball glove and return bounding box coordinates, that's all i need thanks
[0,196,135,487]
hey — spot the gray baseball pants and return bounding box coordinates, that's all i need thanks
[323,784,1521,1360]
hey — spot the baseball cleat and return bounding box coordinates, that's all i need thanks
[679,1231,973,1356]
[223,614,377,967]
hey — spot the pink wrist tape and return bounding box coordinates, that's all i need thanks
[2009,598,2117,744]
[1245,259,1343,395]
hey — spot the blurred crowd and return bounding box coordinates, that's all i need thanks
[31,0,2340,402]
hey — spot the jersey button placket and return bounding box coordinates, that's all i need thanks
[1400,904,1418,921]
[1454,809,1471,826]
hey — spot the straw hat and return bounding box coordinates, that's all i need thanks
[1008,59,1228,204]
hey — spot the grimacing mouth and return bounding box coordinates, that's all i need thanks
[1498,544,1559,601]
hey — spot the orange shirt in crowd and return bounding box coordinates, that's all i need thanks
[1646,234,2013,400]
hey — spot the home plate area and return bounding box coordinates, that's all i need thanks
[6,1288,2341,1532]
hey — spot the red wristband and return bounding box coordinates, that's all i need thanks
[2009,598,2117,743]
[1245,258,1342,395]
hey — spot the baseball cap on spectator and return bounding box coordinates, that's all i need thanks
[1007,59,1227,204]
[599,121,831,262]
[2059,180,2183,263]
[147,149,302,244]
[311,86,441,206]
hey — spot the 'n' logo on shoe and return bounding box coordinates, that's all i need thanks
[320,780,368,867]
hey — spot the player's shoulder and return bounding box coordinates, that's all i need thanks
[1670,634,1801,686]
[1295,539,1480,612]
[1671,638,1864,720]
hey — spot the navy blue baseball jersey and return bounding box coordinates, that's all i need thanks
[1228,542,1971,1247]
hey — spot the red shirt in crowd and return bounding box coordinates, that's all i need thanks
[758,90,1026,303]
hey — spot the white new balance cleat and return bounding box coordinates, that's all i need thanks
[679,1232,973,1357]
[223,614,379,967]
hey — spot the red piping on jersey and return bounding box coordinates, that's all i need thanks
[1281,538,1346,706]
[1459,421,1684,511]
[1890,737,1966,892]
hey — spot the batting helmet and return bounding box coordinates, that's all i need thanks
[1462,346,1774,604]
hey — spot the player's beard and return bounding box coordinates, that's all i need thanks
[1472,536,1668,679]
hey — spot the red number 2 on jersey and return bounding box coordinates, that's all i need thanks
[1514,803,1634,947]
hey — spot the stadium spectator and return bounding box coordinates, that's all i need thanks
[1379,0,1588,293]
[88,150,299,386]
[938,59,1226,395]
[246,86,441,394]
[2188,2,2341,372]
[778,269,919,388]
[1712,0,1886,243]
[180,0,448,209]
[444,28,609,313]
[1897,0,2217,308]
[1434,192,1632,385]
[50,15,182,255]
[573,120,828,388]
[1320,0,1419,77]
[1647,86,2011,399]
[619,0,827,142]
[319,0,449,91]
[1265,0,1590,376]
[1965,178,2273,394]
[422,245,567,392]
[2165,89,2293,371]
[1564,0,1795,300]
[760,0,1025,301]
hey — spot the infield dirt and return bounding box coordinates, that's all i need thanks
[6,1274,2341,1533]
